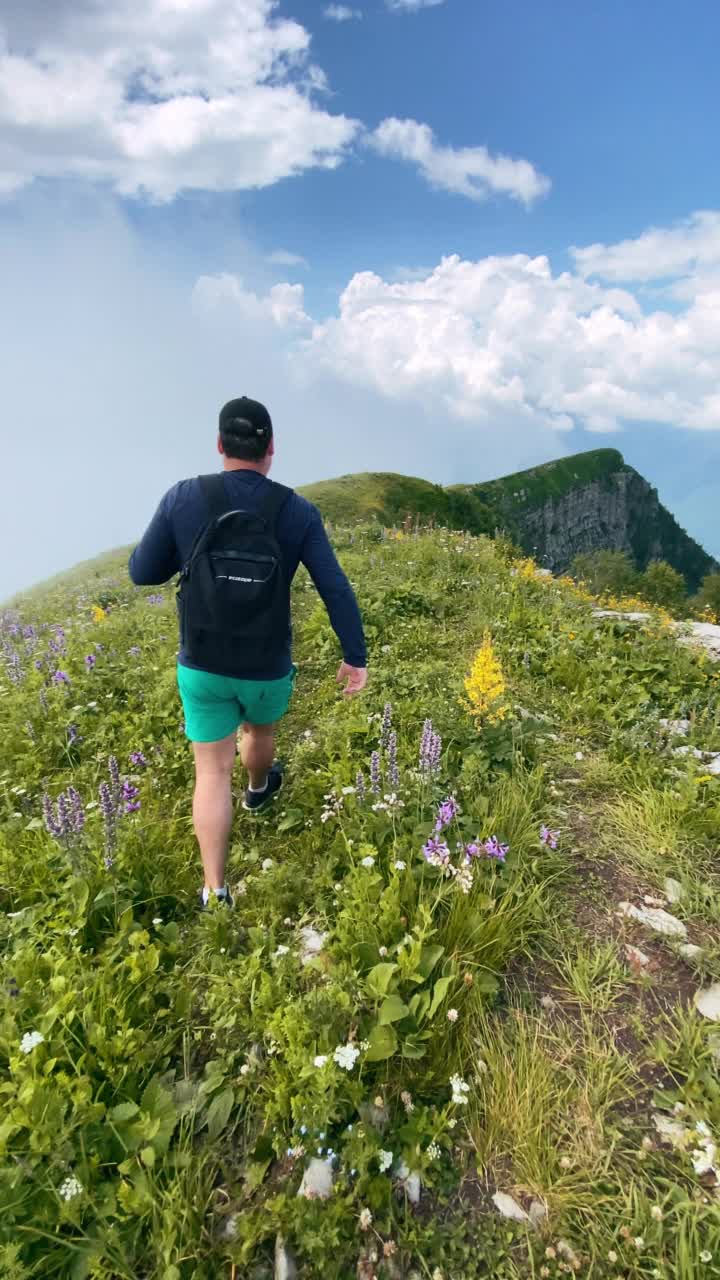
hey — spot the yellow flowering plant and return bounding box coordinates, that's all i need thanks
[462,631,508,725]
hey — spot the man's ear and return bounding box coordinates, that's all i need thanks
[267,437,275,457]
[217,435,225,456]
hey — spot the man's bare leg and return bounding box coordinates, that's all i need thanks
[192,733,237,892]
[239,721,276,791]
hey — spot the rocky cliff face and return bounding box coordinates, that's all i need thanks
[513,465,717,590]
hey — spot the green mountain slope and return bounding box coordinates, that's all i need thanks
[300,448,717,591]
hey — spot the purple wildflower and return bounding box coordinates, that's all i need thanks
[435,796,458,832]
[67,723,81,745]
[387,730,399,789]
[147,593,164,605]
[483,836,509,862]
[66,787,85,835]
[52,670,70,685]
[57,792,70,837]
[129,751,148,769]
[540,825,559,850]
[122,780,141,814]
[355,770,366,804]
[103,854,114,871]
[85,654,97,670]
[99,782,117,853]
[423,836,451,868]
[464,842,481,862]
[42,792,63,840]
[380,702,393,750]
[108,756,121,806]
[39,688,48,713]
[25,721,35,741]
[34,658,44,671]
[370,750,382,796]
[419,719,442,778]
[128,646,141,657]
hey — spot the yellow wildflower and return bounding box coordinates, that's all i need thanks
[462,632,507,725]
[697,775,715,785]
[92,605,106,623]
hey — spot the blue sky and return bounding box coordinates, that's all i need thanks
[1,0,719,597]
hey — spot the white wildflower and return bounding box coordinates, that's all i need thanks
[607,1252,618,1264]
[400,1090,414,1114]
[274,944,290,958]
[240,1063,250,1076]
[341,786,356,795]
[427,1141,441,1160]
[59,1175,83,1202]
[448,1118,457,1129]
[634,1236,645,1250]
[394,860,406,871]
[378,1149,393,1172]
[360,1040,370,1050]
[313,1054,328,1068]
[454,863,473,894]
[359,1207,373,1231]
[450,1074,470,1105]
[378,946,388,957]
[700,1251,712,1263]
[20,1030,44,1055]
[447,1008,459,1023]
[650,1205,663,1221]
[152,916,163,925]
[432,1269,445,1280]
[360,855,375,868]
[334,1043,360,1071]
[261,858,274,871]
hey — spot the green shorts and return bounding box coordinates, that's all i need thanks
[177,663,297,743]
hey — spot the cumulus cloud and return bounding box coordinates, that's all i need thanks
[193,272,311,328]
[302,226,720,434]
[324,4,363,19]
[370,118,551,205]
[572,210,720,282]
[0,0,360,200]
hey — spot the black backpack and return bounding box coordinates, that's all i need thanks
[177,473,293,675]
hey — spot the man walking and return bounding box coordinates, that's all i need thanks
[129,397,367,907]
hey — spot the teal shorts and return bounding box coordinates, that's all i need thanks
[177,663,297,743]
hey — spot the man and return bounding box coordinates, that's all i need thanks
[129,396,367,908]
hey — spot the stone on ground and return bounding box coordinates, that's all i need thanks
[618,902,687,938]
[694,984,720,1022]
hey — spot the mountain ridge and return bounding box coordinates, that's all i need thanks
[299,448,717,592]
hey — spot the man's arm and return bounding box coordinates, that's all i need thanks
[128,491,181,586]
[300,506,367,677]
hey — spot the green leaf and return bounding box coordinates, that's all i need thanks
[140,1078,178,1154]
[140,1145,156,1168]
[414,944,444,981]
[409,990,431,1024]
[206,1086,235,1141]
[110,1101,140,1123]
[277,809,304,832]
[401,1034,429,1060]
[428,974,455,1019]
[366,963,398,997]
[378,995,410,1025]
[364,1023,398,1062]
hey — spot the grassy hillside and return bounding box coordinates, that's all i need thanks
[2,528,720,1277]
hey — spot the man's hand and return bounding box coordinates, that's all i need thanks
[336,662,368,697]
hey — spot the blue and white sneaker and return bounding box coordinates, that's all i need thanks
[242,762,284,813]
[198,886,234,912]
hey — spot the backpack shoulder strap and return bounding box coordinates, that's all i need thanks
[198,473,230,523]
[259,481,293,533]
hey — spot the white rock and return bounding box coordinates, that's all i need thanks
[679,943,703,960]
[275,1235,298,1279]
[299,926,327,965]
[297,1158,334,1200]
[694,985,720,1022]
[707,754,720,776]
[664,877,683,904]
[653,1113,690,1148]
[492,1191,529,1222]
[625,944,651,968]
[672,746,704,759]
[592,609,650,622]
[659,718,690,737]
[618,902,687,939]
[708,1033,720,1064]
[528,1200,548,1227]
[394,1162,421,1204]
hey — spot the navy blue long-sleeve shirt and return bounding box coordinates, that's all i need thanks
[128,470,367,680]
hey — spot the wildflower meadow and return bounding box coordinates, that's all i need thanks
[1,524,720,1278]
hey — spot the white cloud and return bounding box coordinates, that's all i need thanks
[572,211,720,282]
[386,0,446,10]
[267,249,309,268]
[0,0,360,200]
[302,220,720,434]
[370,117,551,205]
[193,272,310,328]
[324,4,363,19]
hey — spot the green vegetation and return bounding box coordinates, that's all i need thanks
[2,526,720,1278]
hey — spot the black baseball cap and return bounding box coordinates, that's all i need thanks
[218,396,273,443]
